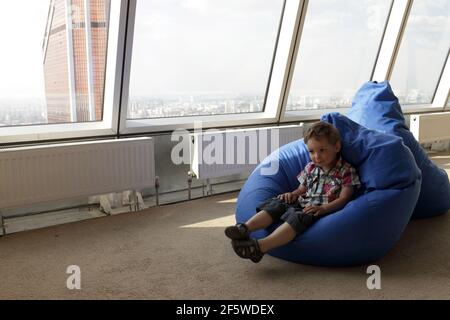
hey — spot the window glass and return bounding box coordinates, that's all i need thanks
[390,0,450,105]
[128,0,284,119]
[0,0,110,127]
[287,0,391,111]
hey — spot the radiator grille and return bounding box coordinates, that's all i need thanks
[0,138,155,209]
[190,125,303,179]
[410,112,450,143]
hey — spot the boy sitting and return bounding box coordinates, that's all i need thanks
[225,121,361,263]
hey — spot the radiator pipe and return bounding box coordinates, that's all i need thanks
[206,178,213,196]
[155,176,160,206]
[1,214,5,236]
[133,190,139,212]
[187,171,194,200]
[0,180,245,225]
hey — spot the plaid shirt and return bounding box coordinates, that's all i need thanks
[297,157,360,207]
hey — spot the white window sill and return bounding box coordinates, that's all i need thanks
[281,104,445,122]
[121,112,279,134]
[0,122,116,145]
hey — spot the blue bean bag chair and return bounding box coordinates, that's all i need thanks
[235,113,421,266]
[347,81,450,219]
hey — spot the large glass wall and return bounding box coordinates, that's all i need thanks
[0,0,110,127]
[390,0,450,105]
[127,0,284,119]
[286,0,391,111]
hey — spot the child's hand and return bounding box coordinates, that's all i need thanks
[304,205,327,216]
[277,192,299,204]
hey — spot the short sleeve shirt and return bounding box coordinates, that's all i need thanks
[297,157,360,207]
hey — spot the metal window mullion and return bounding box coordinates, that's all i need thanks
[118,0,136,135]
[274,0,309,124]
[372,0,413,82]
[65,0,78,122]
[102,0,130,137]
[84,0,96,121]
[261,0,287,115]
[433,51,450,109]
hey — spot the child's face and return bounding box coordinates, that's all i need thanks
[306,137,341,169]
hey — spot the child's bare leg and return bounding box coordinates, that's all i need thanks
[245,210,273,231]
[258,222,296,253]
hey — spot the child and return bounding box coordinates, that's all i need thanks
[225,121,360,263]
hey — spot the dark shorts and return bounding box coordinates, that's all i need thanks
[256,197,326,235]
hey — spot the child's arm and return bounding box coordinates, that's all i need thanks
[304,186,354,216]
[293,185,307,197]
[278,185,307,203]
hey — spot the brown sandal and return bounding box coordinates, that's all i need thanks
[231,238,264,263]
[225,223,250,240]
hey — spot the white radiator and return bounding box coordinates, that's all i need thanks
[410,112,450,143]
[0,137,155,210]
[190,124,303,180]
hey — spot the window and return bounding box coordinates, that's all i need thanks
[390,0,450,105]
[0,0,110,128]
[286,0,391,111]
[127,0,284,119]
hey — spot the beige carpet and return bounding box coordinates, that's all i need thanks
[0,153,449,300]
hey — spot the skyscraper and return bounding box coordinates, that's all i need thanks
[43,0,110,123]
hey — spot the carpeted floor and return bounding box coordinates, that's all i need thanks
[0,153,449,300]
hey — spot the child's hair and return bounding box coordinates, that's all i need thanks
[304,121,341,145]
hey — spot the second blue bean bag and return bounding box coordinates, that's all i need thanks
[235,113,421,266]
[347,81,450,219]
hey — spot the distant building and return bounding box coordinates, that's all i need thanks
[42,0,110,123]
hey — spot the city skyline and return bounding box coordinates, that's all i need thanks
[0,89,440,127]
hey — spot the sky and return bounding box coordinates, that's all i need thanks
[0,0,49,100]
[289,0,392,97]
[0,0,448,102]
[390,0,450,96]
[128,0,283,97]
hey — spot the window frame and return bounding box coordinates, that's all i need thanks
[374,0,450,111]
[0,0,127,145]
[0,0,448,145]
[280,0,395,123]
[118,0,298,134]
[439,52,450,111]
